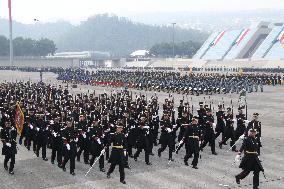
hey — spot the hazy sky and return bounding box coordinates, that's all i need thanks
[0,0,283,24]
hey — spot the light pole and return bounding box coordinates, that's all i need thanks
[172,23,176,59]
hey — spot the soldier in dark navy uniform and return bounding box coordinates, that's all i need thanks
[158,111,175,161]
[61,118,77,175]
[107,123,127,184]
[89,120,105,172]
[76,115,89,164]
[182,116,201,169]
[235,128,264,189]
[35,114,49,161]
[219,107,236,151]
[233,107,246,151]
[50,117,63,167]
[133,115,151,165]
[215,105,225,141]
[246,113,262,155]
[200,109,217,155]
[1,120,17,175]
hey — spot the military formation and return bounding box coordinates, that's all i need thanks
[56,69,283,95]
[0,77,266,188]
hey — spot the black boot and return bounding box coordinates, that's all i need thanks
[235,176,240,184]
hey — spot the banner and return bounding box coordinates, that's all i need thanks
[236,29,250,46]
[15,102,24,135]
[210,31,226,47]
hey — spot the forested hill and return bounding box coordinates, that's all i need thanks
[0,14,208,56]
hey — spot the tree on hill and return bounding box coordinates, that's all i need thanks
[150,41,201,58]
[0,35,56,57]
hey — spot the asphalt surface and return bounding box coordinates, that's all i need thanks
[0,70,283,189]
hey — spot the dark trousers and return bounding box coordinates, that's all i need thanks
[36,143,47,158]
[25,138,31,150]
[236,170,259,188]
[107,163,125,182]
[32,139,37,152]
[134,147,150,163]
[77,147,89,163]
[127,144,133,156]
[51,148,62,165]
[4,154,15,172]
[62,153,76,173]
[90,154,104,169]
[158,141,174,160]
[215,131,224,140]
[201,138,216,153]
[184,149,199,166]
[105,146,110,160]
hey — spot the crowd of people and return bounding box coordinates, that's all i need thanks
[0,80,264,188]
[56,69,283,95]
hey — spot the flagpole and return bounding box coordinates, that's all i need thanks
[8,0,13,67]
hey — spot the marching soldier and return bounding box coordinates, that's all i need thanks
[215,105,225,141]
[76,115,90,164]
[200,109,217,155]
[89,120,105,172]
[182,116,201,169]
[235,128,264,189]
[35,114,49,161]
[133,114,151,165]
[175,110,190,154]
[50,117,63,167]
[233,107,246,151]
[1,119,17,175]
[219,107,236,151]
[61,118,77,175]
[246,113,262,155]
[107,123,127,184]
[158,111,175,161]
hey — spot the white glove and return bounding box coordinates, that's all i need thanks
[66,144,70,151]
[100,149,105,155]
[123,150,127,156]
[166,128,172,133]
[97,138,101,144]
[131,126,136,129]
[239,134,245,140]
[75,138,78,142]
[212,123,216,127]
[36,128,40,131]
[29,124,33,129]
[173,125,177,129]
[53,132,57,137]
[6,143,11,147]
[125,133,128,137]
[46,127,49,131]
[235,154,242,162]
[83,134,86,138]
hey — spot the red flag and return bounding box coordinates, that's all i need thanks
[8,0,12,21]
[15,102,24,135]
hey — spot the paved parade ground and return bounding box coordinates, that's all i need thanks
[0,70,283,189]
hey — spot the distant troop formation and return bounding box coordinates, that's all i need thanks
[0,80,264,188]
[57,69,283,95]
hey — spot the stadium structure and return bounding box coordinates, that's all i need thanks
[193,21,284,60]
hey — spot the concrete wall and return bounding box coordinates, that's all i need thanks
[0,57,80,68]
